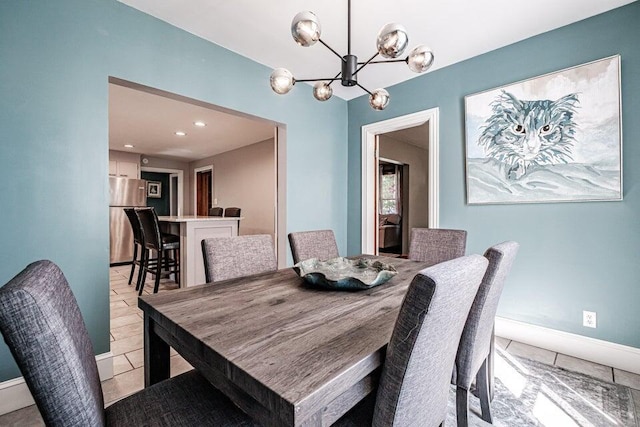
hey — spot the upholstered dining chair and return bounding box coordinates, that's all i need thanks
[408,228,468,266]
[454,241,519,427]
[334,254,489,427]
[201,234,277,283]
[0,260,261,427]
[288,229,340,264]
[209,207,223,216]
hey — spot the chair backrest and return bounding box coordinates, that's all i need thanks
[408,228,467,266]
[224,207,241,217]
[136,207,162,251]
[124,207,143,244]
[201,234,277,282]
[209,207,223,217]
[455,241,519,389]
[0,260,106,427]
[372,255,488,427]
[288,229,339,264]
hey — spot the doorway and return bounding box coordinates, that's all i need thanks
[140,166,184,216]
[378,160,406,256]
[361,108,440,255]
[194,166,213,216]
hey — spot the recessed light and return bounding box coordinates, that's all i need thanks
[194,121,206,127]
[124,144,134,148]
[175,131,186,136]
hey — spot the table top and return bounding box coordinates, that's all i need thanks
[139,256,429,425]
[158,215,243,222]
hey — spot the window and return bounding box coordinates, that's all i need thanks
[380,164,401,214]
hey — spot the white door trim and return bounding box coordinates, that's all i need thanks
[140,166,184,216]
[361,108,440,254]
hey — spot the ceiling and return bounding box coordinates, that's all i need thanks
[109,83,274,162]
[118,0,634,101]
[384,123,429,150]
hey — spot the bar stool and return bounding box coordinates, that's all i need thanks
[223,207,241,217]
[135,207,180,295]
[123,208,145,290]
[209,207,223,216]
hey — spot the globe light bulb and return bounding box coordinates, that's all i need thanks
[376,23,408,59]
[407,45,434,73]
[270,68,295,95]
[313,82,333,101]
[369,88,390,111]
[291,11,321,47]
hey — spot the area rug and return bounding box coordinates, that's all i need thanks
[445,349,637,426]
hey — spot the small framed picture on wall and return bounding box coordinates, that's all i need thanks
[147,181,162,198]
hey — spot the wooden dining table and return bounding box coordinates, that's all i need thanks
[138,256,430,427]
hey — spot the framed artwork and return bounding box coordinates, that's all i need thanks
[464,55,622,205]
[147,181,162,198]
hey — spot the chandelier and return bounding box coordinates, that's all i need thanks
[269,0,434,110]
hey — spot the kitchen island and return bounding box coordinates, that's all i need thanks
[158,216,242,287]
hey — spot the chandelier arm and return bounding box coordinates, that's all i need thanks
[318,39,347,63]
[353,52,380,76]
[327,71,343,88]
[295,77,342,83]
[358,58,409,65]
[356,82,373,96]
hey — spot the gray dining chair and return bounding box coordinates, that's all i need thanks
[408,228,468,266]
[454,241,519,427]
[0,260,260,427]
[201,234,277,283]
[335,254,489,427]
[288,229,339,264]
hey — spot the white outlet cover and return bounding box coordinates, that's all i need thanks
[583,310,597,328]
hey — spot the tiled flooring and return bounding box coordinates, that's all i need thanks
[1,267,639,426]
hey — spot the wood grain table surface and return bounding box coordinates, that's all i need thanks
[139,256,430,426]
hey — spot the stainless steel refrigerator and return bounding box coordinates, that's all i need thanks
[109,177,147,265]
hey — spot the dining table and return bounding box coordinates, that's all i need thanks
[138,255,431,427]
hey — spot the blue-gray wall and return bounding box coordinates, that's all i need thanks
[347,2,640,348]
[0,0,347,382]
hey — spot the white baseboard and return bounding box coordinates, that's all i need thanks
[0,352,113,416]
[496,317,640,375]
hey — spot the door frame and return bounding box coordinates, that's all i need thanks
[140,166,184,216]
[193,165,213,216]
[361,108,440,254]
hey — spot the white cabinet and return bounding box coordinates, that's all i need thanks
[109,160,139,178]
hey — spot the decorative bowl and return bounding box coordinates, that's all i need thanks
[293,257,398,290]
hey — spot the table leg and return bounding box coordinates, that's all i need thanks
[144,313,170,387]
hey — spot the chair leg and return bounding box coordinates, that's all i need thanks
[489,326,495,401]
[138,249,148,296]
[153,250,163,294]
[175,248,180,285]
[136,248,146,292]
[128,244,138,285]
[476,357,493,424]
[456,386,469,427]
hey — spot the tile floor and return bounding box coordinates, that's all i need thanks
[1,266,639,426]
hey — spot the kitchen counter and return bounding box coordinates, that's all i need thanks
[158,215,244,222]
[158,215,241,287]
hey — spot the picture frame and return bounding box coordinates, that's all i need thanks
[464,55,622,205]
[147,181,162,198]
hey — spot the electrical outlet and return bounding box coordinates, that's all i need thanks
[583,310,597,328]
